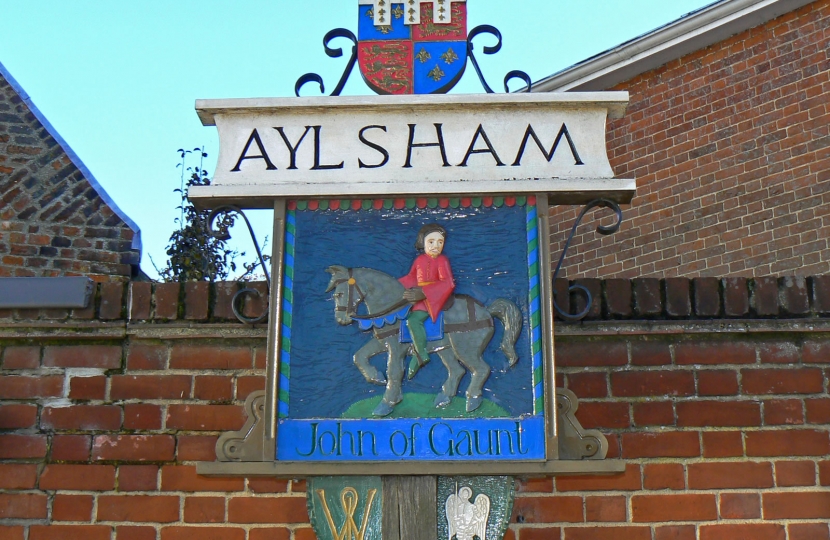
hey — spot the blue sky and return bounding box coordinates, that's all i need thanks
[0,0,714,278]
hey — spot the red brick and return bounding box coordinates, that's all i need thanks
[161,465,244,492]
[664,278,691,318]
[820,460,830,486]
[518,528,560,540]
[763,491,830,519]
[98,495,180,522]
[169,346,251,370]
[42,405,121,430]
[111,375,191,400]
[227,496,310,523]
[788,523,830,540]
[511,495,583,523]
[723,277,749,316]
[40,464,116,491]
[50,434,91,461]
[161,528,243,540]
[746,430,830,456]
[742,367,824,394]
[688,462,773,489]
[566,372,607,398]
[194,376,233,402]
[43,345,121,368]
[119,465,159,491]
[177,436,218,461]
[586,496,626,522]
[52,494,94,521]
[633,401,674,426]
[129,282,152,320]
[124,404,163,430]
[564,527,651,540]
[29,526,111,540]
[804,399,830,428]
[633,278,661,316]
[69,375,107,400]
[719,492,760,519]
[694,278,720,317]
[702,431,743,458]
[236,376,265,400]
[575,401,629,429]
[803,340,830,364]
[654,525,696,540]
[780,276,809,316]
[247,478,290,494]
[166,405,245,431]
[0,464,37,489]
[213,283,239,321]
[0,493,47,518]
[698,370,739,396]
[0,375,62,398]
[675,341,755,365]
[753,277,779,316]
[630,341,671,366]
[643,463,684,490]
[605,278,632,317]
[248,529,290,540]
[622,432,700,458]
[677,401,760,427]
[556,341,627,367]
[1,346,40,369]
[253,348,266,369]
[557,464,641,491]
[100,282,125,319]
[611,371,694,397]
[632,493,717,522]
[759,342,799,364]
[699,523,784,540]
[0,434,47,458]
[127,345,167,370]
[92,435,175,462]
[0,404,37,428]
[764,399,803,425]
[154,283,180,320]
[775,460,815,487]
[116,527,156,540]
[184,497,225,523]
[0,527,25,540]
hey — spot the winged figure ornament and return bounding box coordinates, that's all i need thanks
[445,485,490,540]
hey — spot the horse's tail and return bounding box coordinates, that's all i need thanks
[487,298,522,367]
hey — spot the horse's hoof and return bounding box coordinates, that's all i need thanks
[466,395,483,413]
[434,392,452,408]
[372,400,395,417]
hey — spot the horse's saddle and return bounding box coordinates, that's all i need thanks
[399,312,445,343]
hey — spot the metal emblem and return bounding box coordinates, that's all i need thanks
[445,485,490,540]
[357,0,468,94]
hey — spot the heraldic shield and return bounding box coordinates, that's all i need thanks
[357,0,468,94]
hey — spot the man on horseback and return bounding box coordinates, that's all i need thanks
[399,224,455,379]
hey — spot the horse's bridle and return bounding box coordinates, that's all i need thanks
[331,268,367,318]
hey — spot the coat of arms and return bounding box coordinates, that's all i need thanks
[357,0,468,94]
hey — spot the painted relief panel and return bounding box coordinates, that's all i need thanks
[276,196,544,461]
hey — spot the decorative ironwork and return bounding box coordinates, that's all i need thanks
[551,199,623,322]
[295,29,359,97]
[207,205,271,324]
[295,21,530,95]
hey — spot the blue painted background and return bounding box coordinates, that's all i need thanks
[288,205,535,419]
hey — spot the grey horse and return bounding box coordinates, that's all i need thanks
[325,266,522,416]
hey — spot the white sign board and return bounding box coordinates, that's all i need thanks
[189,93,634,208]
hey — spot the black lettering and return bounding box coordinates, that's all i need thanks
[230,129,277,172]
[336,423,355,457]
[515,422,530,455]
[459,124,505,167]
[473,429,491,455]
[495,429,515,455]
[358,430,377,457]
[512,123,584,166]
[273,126,312,170]
[358,125,390,169]
[296,423,318,457]
[404,123,450,168]
[311,125,344,170]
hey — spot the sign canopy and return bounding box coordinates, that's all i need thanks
[189,92,634,209]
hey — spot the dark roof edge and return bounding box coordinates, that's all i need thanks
[0,60,142,253]
[533,0,816,92]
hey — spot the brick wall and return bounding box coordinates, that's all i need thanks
[0,69,140,281]
[551,0,830,279]
[1,279,829,540]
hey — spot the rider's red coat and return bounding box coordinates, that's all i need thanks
[399,253,455,321]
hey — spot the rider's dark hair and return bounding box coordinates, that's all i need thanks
[414,223,447,251]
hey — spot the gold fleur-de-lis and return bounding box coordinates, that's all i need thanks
[440,48,458,64]
[392,6,404,19]
[378,25,392,34]
[415,48,431,63]
[365,8,374,18]
[428,65,445,81]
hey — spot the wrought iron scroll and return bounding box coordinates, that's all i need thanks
[208,205,271,324]
[552,199,623,321]
[295,29,359,97]
[467,25,532,93]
